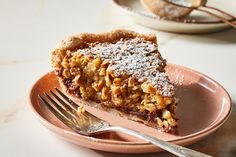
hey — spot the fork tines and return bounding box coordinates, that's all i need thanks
[38,87,84,130]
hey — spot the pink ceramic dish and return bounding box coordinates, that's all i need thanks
[28,64,232,153]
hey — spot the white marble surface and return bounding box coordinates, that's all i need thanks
[0,0,236,156]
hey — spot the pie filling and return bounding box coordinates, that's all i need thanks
[51,36,178,133]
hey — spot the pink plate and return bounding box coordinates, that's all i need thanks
[28,64,232,153]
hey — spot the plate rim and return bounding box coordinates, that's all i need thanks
[112,0,234,25]
[28,63,232,146]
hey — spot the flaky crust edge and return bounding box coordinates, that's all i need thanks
[51,29,157,59]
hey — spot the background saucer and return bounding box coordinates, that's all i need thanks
[112,0,236,33]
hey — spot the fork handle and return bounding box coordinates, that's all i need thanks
[196,7,236,28]
[104,126,212,157]
[203,5,236,21]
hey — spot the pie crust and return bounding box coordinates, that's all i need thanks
[51,29,178,133]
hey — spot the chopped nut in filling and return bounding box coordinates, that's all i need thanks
[51,31,178,133]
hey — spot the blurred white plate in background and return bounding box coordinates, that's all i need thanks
[112,0,236,33]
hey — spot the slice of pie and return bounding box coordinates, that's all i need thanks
[50,30,178,133]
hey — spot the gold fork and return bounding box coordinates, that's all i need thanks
[38,87,212,157]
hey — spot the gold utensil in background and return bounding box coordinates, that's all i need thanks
[165,0,236,27]
[142,0,236,28]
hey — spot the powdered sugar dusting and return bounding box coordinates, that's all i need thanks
[76,38,175,97]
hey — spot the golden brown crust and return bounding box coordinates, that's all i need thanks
[53,29,157,52]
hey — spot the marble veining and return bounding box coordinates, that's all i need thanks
[0,58,44,65]
[0,100,26,128]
